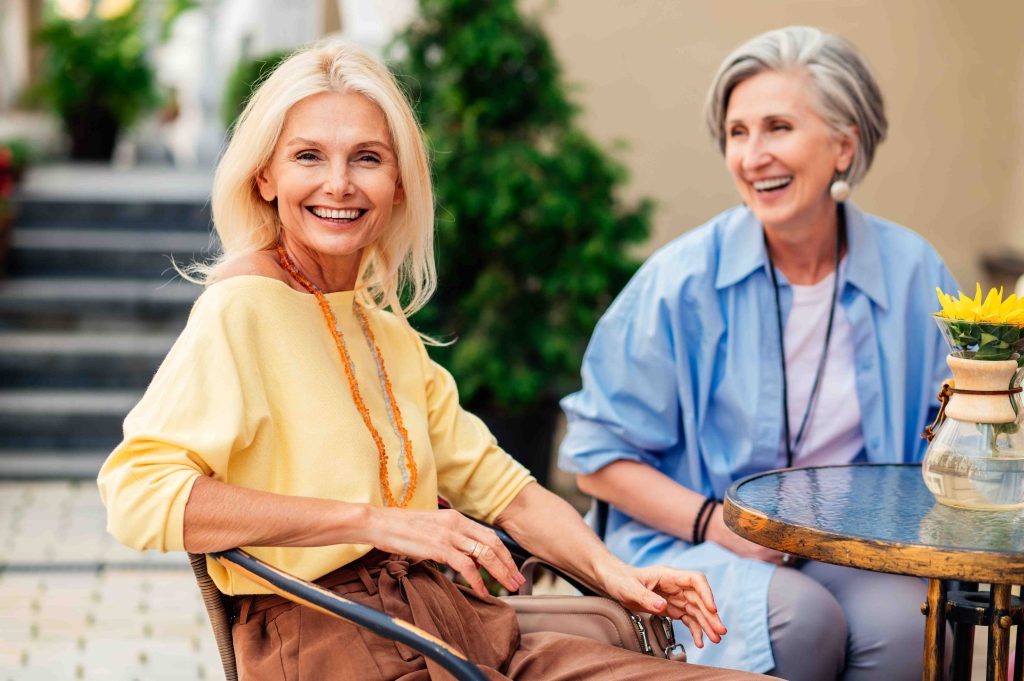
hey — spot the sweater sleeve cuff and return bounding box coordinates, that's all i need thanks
[476,467,536,525]
[162,472,201,552]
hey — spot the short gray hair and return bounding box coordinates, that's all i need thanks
[705,26,887,186]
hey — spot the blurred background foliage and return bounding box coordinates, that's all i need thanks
[222,50,290,129]
[0,138,30,276]
[30,1,160,159]
[158,0,199,41]
[392,0,652,480]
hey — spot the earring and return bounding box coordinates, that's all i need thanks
[830,178,851,202]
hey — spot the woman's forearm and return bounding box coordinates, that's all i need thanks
[494,481,623,591]
[185,476,528,595]
[576,459,708,542]
[495,481,735,636]
[182,475,370,553]
[577,460,784,563]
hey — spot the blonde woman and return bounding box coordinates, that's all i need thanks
[98,42,766,680]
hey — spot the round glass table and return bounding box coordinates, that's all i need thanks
[724,463,1024,681]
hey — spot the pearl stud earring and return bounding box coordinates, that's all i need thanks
[830,179,851,203]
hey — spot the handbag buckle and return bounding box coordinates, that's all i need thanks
[663,642,687,662]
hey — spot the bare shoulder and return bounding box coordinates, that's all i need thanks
[216,250,291,286]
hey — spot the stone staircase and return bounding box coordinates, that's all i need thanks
[0,171,213,479]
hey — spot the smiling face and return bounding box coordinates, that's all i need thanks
[256,90,403,288]
[724,70,854,234]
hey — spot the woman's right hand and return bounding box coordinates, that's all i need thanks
[363,507,526,597]
[703,505,788,566]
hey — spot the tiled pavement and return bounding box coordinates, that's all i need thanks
[0,481,221,681]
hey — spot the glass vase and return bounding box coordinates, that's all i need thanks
[922,317,1024,510]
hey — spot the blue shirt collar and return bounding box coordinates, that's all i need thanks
[713,202,890,311]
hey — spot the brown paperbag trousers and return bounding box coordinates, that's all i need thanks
[231,551,765,681]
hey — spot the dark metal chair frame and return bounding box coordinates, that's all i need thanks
[189,525,597,681]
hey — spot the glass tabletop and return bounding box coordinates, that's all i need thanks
[725,463,1024,581]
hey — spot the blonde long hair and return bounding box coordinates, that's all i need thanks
[193,41,435,325]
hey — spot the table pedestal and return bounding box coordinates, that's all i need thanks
[922,580,1019,681]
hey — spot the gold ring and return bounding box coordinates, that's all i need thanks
[470,542,484,559]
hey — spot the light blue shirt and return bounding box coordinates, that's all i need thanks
[559,203,957,673]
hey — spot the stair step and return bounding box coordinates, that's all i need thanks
[0,330,177,353]
[0,331,175,388]
[10,228,217,278]
[0,277,198,331]
[12,199,211,231]
[0,450,109,480]
[12,164,211,230]
[12,228,213,251]
[0,389,141,413]
[0,389,139,451]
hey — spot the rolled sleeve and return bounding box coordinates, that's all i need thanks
[99,445,201,552]
[559,410,660,474]
[559,266,683,476]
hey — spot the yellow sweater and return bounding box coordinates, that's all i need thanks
[98,276,534,594]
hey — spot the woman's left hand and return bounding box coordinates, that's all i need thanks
[600,565,727,648]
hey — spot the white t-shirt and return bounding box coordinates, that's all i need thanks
[778,263,865,468]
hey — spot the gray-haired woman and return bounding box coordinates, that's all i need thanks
[560,26,957,680]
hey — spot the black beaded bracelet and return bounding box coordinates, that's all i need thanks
[692,496,717,545]
[699,499,718,544]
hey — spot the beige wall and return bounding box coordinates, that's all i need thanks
[522,0,1024,289]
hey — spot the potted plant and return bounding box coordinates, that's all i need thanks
[394,0,652,483]
[32,2,159,160]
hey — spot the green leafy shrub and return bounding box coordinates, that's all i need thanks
[0,139,30,182]
[394,0,652,412]
[222,51,291,129]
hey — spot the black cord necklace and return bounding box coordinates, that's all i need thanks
[766,204,845,468]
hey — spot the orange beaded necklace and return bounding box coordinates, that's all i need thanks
[276,243,417,508]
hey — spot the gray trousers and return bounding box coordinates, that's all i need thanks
[766,561,947,681]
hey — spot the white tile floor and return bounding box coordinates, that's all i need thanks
[0,482,220,681]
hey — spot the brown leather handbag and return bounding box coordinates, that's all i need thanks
[502,558,687,661]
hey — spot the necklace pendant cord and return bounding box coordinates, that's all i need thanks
[767,204,845,468]
[275,243,418,508]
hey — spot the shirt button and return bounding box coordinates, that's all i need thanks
[858,360,873,372]
[869,437,881,450]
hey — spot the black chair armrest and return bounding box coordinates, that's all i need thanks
[592,498,610,541]
[490,524,533,564]
[211,548,489,681]
[436,498,600,596]
[473,520,599,597]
